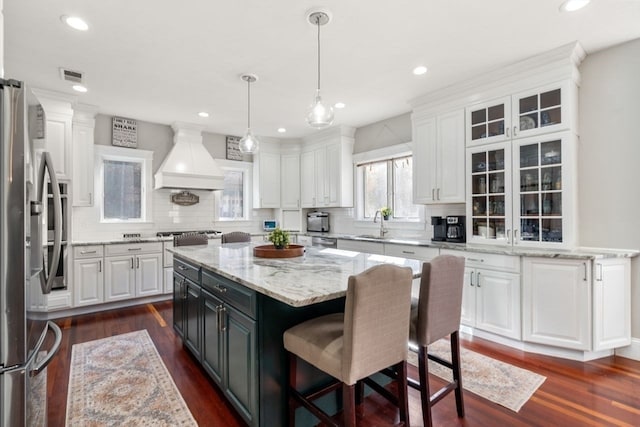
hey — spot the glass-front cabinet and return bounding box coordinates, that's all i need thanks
[466,131,575,248]
[466,96,511,146]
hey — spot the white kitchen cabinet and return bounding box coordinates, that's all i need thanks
[442,249,521,339]
[72,245,104,307]
[383,244,438,261]
[466,82,573,147]
[72,106,97,206]
[280,153,300,209]
[300,151,316,208]
[522,257,591,350]
[412,109,465,204]
[163,240,174,294]
[593,258,631,351]
[252,149,280,208]
[300,126,354,208]
[31,89,75,180]
[104,242,163,302]
[466,131,576,248]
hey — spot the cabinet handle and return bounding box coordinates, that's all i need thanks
[220,306,227,332]
[476,272,481,287]
[470,271,475,286]
[583,262,588,282]
[182,279,188,300]
[513,229,519,244]
[437,188,440,200]
[89,192,93,205]
[130,258,134,269]
[177,265,188,271]
[128,248,142,251]
[507,229,511,244]
[597,263,603,281]
[432,188,435,200]
[401,250,415,255]
[513,125,518,136]
[468,258,484,263]
[81,250,97,254]
[99,260,102,272]
[213,284,227,293]
[136,258,140,269]
[506,127,510,138]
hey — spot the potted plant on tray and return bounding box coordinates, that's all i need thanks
[380,206,392,221]
[268,227,290,249]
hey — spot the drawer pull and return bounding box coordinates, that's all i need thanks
[401,250,415,255]
[128,248,142,251]
[81,250,97,254]
[177,265,188,271]
[213,284,228,293]
[468,258,484,263]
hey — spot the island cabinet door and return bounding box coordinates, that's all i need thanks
[202,290,224,386]
[224,304,258,427]
[184,279,202,359]
[173,272,186,338]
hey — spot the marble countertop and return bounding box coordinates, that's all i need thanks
[169,242,422,308]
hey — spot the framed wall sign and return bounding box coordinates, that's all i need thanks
[112,117,138,148]
[226,135,243,160]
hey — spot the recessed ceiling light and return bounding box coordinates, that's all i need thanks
[413,66,428,76]
[72,84,87,93]
[61,15,89,31]
[277,128,287,133]
[559,0,590,12]
[334,102,346,109]
[198,111,209,118]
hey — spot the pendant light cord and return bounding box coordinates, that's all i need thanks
[316,16,321,91]
[247,78,251,129]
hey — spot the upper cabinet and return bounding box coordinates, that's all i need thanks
[413,109,465,204]
[252,143,281,209]
[32,89,75,180]
[280,151,300,209]
[466,82,574,147]
[300,126,355,208]
[72,105,98,206]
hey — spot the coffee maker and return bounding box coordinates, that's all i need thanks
[446,216,466,243]
[431,217,447,242]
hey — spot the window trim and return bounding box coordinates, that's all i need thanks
[214,159,253,222]
[353,143,425,225]
[95,145,153,223]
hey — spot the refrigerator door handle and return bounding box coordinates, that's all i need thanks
[37,151,62,294]
[30,321,62,377]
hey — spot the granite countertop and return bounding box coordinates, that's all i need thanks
[169,242,422,307]
[71,235,223,246]
[305,232,639,260]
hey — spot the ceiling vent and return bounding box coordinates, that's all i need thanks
[59,68,83,83]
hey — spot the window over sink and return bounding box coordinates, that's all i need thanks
[214,159,252,221]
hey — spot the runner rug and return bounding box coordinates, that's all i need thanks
[66,329,197,426]
[407,339,546,412]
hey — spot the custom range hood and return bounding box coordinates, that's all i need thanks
[154,123,224,190]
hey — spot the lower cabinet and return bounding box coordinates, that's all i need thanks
[73,257,104,306]
[173,271,186,338]
[184,279,202,358]
[103,243,163,302]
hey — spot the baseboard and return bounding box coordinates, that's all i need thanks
[46,294,172,320]
[615,338,640,361]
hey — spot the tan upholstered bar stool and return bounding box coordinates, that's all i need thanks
[221,231,251,243]
[284,264,414,426]
[409,255,466,427]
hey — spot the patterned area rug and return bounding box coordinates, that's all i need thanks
[66,330,197,426]
[407,339,546,412]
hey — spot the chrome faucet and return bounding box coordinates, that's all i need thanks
[373,210,388,238]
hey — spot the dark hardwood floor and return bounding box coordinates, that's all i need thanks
[46,301,640,426]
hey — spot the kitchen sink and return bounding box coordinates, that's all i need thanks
[354,234,387,240]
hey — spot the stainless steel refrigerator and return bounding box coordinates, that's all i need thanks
[0,79,63,426]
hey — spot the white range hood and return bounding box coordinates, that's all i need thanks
[154,123,224,191]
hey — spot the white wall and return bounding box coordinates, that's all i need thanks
[578,38,640,337]
[1,0,4,78]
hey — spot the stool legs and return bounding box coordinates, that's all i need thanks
[417,345,433,427]
[451,331,465,418]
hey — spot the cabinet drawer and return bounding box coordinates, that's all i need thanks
[105,242,162,256]
[440,249,520,273]
[202,269,257,319]
[73,245,104,259]
[384,244,438,261]
[174,258,200,284]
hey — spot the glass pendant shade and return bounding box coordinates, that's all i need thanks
[307,90,334,128]
[239,129,259,154]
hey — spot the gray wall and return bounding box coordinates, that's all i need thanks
[578,38,640,337]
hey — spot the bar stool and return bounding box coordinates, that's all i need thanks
[283,264,413,426]
[221,231,251,243]
[409,255,466,427]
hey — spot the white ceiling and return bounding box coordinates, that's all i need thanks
[4,1,640,139]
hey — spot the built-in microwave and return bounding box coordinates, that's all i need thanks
[307,212,329,232]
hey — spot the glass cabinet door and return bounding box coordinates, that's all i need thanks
[512,83,568,138]
[513,135,566,245]
[466,96,511,146]
[467,143,511,244]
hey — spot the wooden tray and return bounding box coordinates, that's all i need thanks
[253,244,305,258]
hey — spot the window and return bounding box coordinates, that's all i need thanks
[353,143,423,223]
[95,146,153,223]
[215,159,252,221]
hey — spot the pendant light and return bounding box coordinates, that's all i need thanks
[306,10,334,129]
[239,74,259,154]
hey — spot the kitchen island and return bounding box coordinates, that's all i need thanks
[169,242,422,427]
